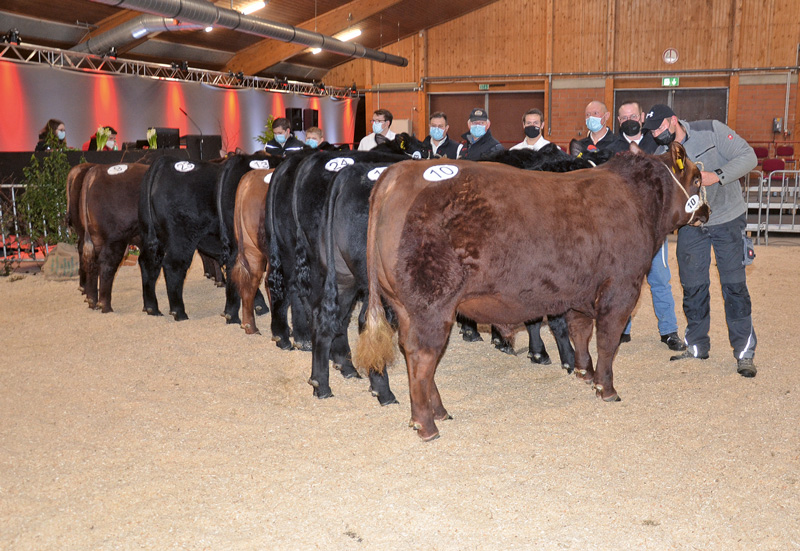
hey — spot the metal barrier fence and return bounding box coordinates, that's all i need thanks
[743,169,800,245]
[1,183,63,263]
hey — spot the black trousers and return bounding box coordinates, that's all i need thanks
[675,214,757,360]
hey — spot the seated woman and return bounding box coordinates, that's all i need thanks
[35,119,67,151]
[82,126,118,151]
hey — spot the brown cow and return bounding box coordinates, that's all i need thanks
[355,142,709,440]
[230,168,274,334]
[80,162,150,312]
[66,162,96,293]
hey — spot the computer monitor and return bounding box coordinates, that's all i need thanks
[149,127,180,149]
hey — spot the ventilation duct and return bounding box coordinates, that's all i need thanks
[88,0,408,67]
[71,16,204,55]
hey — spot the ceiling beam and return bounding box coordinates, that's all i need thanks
[224,0,402,75]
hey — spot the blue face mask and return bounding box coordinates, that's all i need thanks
[275,133,287,144]
[429,127,445,141]
[470,124,487,139]
[372,121,385,135]
[586,116,604,133]
[56,130,66,141]
[305,139,318,148]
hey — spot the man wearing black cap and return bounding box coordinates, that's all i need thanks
[461,108,504,160]
[643,104,759,377]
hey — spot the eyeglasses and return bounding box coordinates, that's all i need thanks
[371,119,386,124]
[618,115,640,122]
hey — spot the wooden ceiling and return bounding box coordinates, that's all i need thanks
[1,0,500,81]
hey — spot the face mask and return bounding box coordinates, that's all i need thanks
[586,116,604,133]
[275,133,287,144]
[653,128,676,146]
[429,127,445,141]
[372,121,384,134]
[305,139,318,148]
[470,124,487,139]
[107,140,117,150]
[524,126,541,139]
[56,130,66,141]
[620,120,641,137]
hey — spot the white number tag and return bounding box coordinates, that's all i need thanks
[250,160,270,169]
[174,161,195,172]
[423,164,459,182]
[367,167,387,181]
[685,195,701,213]
[325,158,355,172]
[411,151,422,159]
[264,172,273,183]
[107,164,128,175]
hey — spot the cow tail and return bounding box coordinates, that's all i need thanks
[266,174,284,304]
[79,169,95,270]
[318,175,344,351]
[294,225,310,298]
[216,159,237,268]
[139,158,161,258]
[353,183,395,375]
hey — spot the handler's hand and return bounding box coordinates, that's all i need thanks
[700,171,720,186]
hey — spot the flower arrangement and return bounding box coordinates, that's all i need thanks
[147,127,158,149]
[95,126,111,151]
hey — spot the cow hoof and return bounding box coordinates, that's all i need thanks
[335,363,362,379]
[215,281,225,288]
[563,363,574,374]
[242,324,260,335]
[170,312,189,321]
[223,313,232,320]
[494,343,515,355]
[100,305,113,314]
[144,307,163,317]
[461,331,483,343]
[294,340,313,352]
[529,352,552,365]
[411,422,440,441]
[275,339,292,351]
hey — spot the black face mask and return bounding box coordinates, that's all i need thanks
[524,126,541,139]
[653,128,676,146]
[620,120,641,137]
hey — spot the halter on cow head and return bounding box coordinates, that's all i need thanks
[374,132,432,159]
[653,141,710,227]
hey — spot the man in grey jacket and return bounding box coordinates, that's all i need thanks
[643,104,758,378]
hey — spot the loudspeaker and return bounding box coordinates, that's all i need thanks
[303,108,319,129]
[285,108,303,131]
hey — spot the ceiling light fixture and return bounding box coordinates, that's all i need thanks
[240,1,266,15]
[311,28,361,54]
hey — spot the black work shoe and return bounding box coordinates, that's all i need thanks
[737,358,757,378]
[619,333,631,344]
[669,349,709,361]
[660,332,687,351]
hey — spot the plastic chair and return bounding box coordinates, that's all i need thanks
[776,145,795,169]
[761,158,785,180]
[753,146,769,161]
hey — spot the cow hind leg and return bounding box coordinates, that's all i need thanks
[137,243,163,316]
[457,313,483,342]
[232,260,261,334]
[491,325,516,355]
[548,314,575,373]
[526,318,552,365]
[82,240,100,310]
[97,240,128,313]
[289,289,312,351]
[566,310,595,383]
[163,248,194,321]
[254,289,269,316]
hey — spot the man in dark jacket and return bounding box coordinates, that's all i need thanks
[576,100,628,154]
[461,108,504,160]
[423,111,462,159]
[265,117,305,156]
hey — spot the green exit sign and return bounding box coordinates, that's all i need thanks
[662,77,680,87]
[478,84,490,90]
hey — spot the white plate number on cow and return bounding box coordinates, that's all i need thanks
[264,172,273,183]
[368,167,387,181]
[250,160,270,169]
[107,164,128,175]
[174,161,195,172]
[423,164,459,182]
[685,195,701,213]
[325,158,355,172]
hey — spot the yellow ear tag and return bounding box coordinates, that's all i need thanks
[676,158,684,170]
[577,152,583,158]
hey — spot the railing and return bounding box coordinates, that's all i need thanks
[743,169,800,245]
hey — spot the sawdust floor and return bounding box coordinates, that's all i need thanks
[2,235,799,550]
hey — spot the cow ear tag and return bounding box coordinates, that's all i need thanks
[368,167,387,181]
[412,151,422,159]
[676,158,684,171]
[423,165,459,181]
[107,164,128,175]
[685,195,701,213]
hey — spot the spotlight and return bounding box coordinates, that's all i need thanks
[236,71,244,84]
[349,82,358,95]
[3,29,21,45]
[105,46,117,59]
[313,80,325,93]
[274,76,288,90]
[171,60,189,72]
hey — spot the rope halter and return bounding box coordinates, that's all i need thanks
[661,160,707,225]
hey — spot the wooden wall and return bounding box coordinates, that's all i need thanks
[324,0,800,144]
